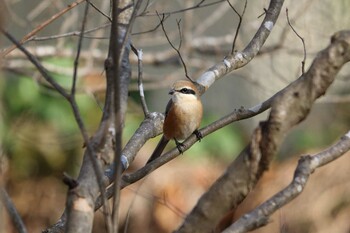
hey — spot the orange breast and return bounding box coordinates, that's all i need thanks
[163,101,202,141]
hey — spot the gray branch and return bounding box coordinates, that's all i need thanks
[175,30,350,233]
[223,130,350,233]
[0,187,28,233]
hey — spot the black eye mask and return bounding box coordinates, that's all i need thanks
[178,88,196,95]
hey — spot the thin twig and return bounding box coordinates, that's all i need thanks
[131,43,149,117]
[2,30,70,99]
[157,12,193,82]
[259,0,315,55]
[286,8,306,74]
[0,187,28,233]
[142,0,226,17]
[117,1,143,67]
[88,1,112,22]
[28,23,111,41]
[132,14,170,35]
[176,19,184,53]
[226,0,247,54]
[196,0,206,7]
[1,0,86,56]
[257,8,268,19]
[71,0,89,96]
[138,0,151,17]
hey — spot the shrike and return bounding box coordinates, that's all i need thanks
[147,80,203,164]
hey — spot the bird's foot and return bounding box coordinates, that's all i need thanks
[175,139,185,154]
[193,129,203,142]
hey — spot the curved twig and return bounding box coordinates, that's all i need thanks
[286,8,306,74]
[156,12,193,82]
[226,0,248,54]
[131,44,149,117]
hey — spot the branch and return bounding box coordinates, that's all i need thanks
[131,44,150,117]
[96,112,165,208]
[157,12,193,82]
[223,130,350,233]
[196,0,284,92]
[0,187,27,233]
[27,23,111,41]
[226,0,247,54]
[106,0,143,231]
[88,1,112,22]
[1,0,86,56]
[286,8,306,74]
[258,0,315,55]
[2,31,70,99]
[132,14,170,35]
[175,30,350,233]
[141,0,226,16]
[121,96,274,186]
[64,2,113,233]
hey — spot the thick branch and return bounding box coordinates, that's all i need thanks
[46,1,134,232]
[223,131,350,233]
[175,30,350,233]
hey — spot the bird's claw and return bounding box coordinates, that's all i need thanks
[175,139,185,154]
[194,129,203,142]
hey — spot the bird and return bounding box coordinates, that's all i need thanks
[146,80,203,164]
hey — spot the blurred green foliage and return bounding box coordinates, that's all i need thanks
[1,71,102,178]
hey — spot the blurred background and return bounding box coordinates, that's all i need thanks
[0,0,350,232]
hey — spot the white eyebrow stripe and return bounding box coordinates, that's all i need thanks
[175,86,193,91]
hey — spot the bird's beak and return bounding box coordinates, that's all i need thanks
[169,89,175,95]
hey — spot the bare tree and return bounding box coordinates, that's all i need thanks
[1,0,350,233]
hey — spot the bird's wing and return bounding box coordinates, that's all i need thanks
[164,99,173,117]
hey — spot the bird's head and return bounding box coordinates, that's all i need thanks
[169,80,200,103]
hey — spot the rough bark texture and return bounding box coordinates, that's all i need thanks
[175,30,350,233]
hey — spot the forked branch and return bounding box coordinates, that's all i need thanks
[157,12,193,82]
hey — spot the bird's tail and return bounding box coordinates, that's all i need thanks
[146,136,169,164]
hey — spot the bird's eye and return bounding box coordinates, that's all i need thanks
[179,88,196,95]
[181,88,189,93]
